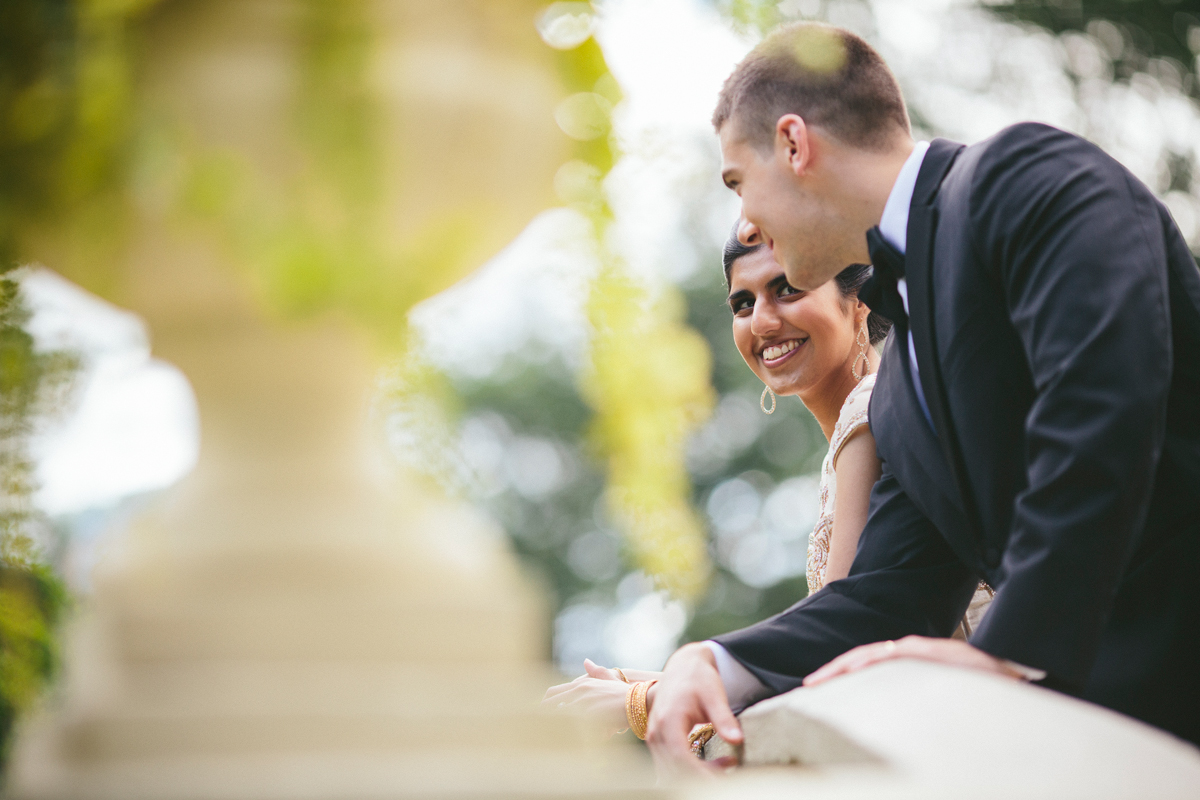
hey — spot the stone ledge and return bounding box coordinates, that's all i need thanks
[698,660,1200,799]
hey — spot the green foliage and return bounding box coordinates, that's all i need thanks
[551,37,621,175]
[0,561,68,769]
[294,0,381,207]
[457,358,593,438]
[0,276,73,770]
[0,277,78,543]
[989,0,1199,94]
[0,0,79,270]
[0,2,89,766]
[718,0,793,37]
[582,265,715,601]
[0,0,160,287]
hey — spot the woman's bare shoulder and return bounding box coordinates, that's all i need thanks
[831,374,876,464]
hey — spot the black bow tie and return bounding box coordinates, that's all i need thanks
[860,226,907,328]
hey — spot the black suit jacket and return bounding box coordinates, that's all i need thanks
[714,123,1200,745]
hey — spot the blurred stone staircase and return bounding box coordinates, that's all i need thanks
[7,320,658,800]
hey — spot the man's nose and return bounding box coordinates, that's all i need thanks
[737,218,762,246]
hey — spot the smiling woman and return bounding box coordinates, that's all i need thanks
[543,223,892,733]
[721,224,887,593]
[726,248,877,440]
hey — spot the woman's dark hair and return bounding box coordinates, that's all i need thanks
[832,263,891,345]
[722,223,764,282]
[722,221,891,345]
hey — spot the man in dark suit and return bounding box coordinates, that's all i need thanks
[644,22,1200,771]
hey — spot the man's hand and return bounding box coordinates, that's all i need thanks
[803,635,1029,687]
[645,642,743,778]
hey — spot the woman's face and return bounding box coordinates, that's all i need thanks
[728,247,863,398]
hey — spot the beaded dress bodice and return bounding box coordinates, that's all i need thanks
[806,373,875,595]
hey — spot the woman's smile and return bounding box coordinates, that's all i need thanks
[761,337,807,367]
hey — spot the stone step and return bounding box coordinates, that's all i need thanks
[47,659,596,762]
[99,596,540,664]
[11,743,661,800]
[59,705,592,761]
[100,662,559,713]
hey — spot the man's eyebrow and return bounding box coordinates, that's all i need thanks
[726,288,752,305]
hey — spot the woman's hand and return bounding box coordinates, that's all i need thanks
[542,660,663,736]
[581,658,663,684]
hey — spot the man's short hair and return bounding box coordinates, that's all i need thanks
[713,23,910,151]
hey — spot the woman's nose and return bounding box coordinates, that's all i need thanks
[737,218,762,246]
[750,301,781,336]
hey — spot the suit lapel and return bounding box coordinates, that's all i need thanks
[904,140,983,538]
[872,331,979,567]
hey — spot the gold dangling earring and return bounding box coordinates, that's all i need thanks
[852,322,870,382]
[760,385,776,415]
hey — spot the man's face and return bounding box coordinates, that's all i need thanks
[719,121,847,291]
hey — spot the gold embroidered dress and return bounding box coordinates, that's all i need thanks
[806,374,875,594]
[804,373,992,635]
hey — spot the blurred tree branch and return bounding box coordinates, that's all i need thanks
[988,0,1199,95]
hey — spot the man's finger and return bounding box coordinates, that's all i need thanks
[804,640,897,686]
[803,652,856,686]
[701,694,743,745]
[647,710,707,776]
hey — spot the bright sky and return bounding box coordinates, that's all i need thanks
[23,270,198,517]
[413,0,749,377]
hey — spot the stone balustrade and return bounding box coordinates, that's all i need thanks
[695,659,1200,799]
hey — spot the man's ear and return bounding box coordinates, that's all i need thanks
[775,114,811,177]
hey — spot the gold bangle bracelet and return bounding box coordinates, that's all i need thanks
[614,667,629,683]
[625,680,657,740]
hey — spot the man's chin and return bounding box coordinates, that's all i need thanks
[782,255,841,292]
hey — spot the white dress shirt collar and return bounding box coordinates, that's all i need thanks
[878,140,933,427]
[877,140,930,256]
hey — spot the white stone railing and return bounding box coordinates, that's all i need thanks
[695,659,1200,799]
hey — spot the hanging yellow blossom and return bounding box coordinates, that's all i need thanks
[582,261,715,601]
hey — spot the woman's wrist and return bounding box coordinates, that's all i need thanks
[625,679,659,739]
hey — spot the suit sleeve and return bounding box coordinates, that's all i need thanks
[712,466,978,694]
[967,124,1173,690]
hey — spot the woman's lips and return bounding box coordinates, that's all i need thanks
[761,338,806,367]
